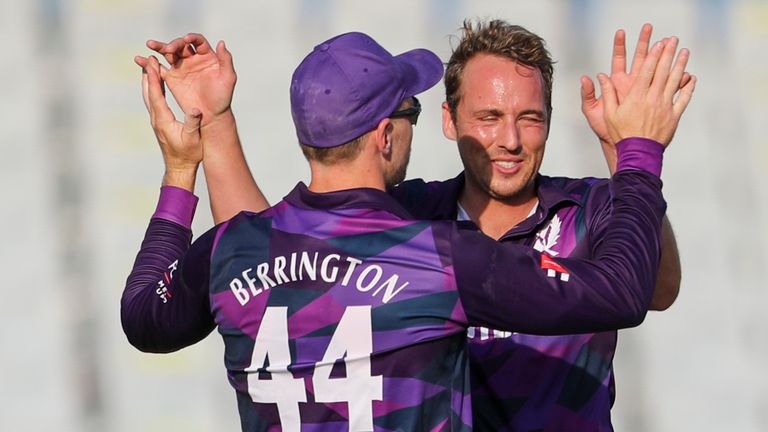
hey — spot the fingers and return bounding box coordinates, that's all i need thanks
[157,61,171,82]
[580,75,598,111]
[147,39,179,65]
[597,73,618,114]
[680,72,692,89]
[629,23,653,75]
[147,36,197,66]
[650,37,679,95]
[611,29,627,75]
[141,68,150,111]
[135,55,149,68]
[663,48,690,101]
[183,33,213,55]
[672,74,696,118]
[634,40,664,94]
[145,56,175,124]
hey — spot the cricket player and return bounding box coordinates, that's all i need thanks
[123,31,688,431]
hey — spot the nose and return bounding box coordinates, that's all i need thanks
[496,119,521,152]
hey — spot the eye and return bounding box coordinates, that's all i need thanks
[520,116,544,124]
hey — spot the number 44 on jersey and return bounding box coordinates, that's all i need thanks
[246,306,382,431]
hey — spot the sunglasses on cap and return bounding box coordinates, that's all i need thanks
[389,96,421,125]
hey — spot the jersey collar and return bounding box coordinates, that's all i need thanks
[285,182,415,220]
[444,173,583,238]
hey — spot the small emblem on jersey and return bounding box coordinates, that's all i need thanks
[534,214,561,256]
[467,326,515,340]
[155,260,178,304]
[541,254,570,282]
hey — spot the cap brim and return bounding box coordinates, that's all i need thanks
[394,48,444,98]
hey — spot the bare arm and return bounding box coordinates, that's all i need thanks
[582,26,693,310]
[137,33,268,222]
[651,216,681,310]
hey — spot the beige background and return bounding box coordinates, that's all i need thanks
[1,0,766,430]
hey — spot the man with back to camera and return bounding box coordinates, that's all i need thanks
[124,29,692,430]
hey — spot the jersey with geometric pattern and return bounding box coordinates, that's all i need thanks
[391,173,636,432]
[123,150,665,431]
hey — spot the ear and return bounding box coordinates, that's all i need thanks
[372,117,393,157]
[442,101,458,141]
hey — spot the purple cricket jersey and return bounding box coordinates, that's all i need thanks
[122,139,665,431]
[390,138,665,431]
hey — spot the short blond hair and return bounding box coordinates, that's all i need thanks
[299,135,366,164]
[445,19,554,123]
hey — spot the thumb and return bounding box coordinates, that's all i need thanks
[216,40,237,80]
[183,108,203,136]
[597,73,618,114]
[580,75,598,111]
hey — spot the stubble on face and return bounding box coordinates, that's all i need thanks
[385,100,415,188]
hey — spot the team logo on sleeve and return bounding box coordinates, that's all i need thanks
[540,255,570,282]
[155,260,178,304]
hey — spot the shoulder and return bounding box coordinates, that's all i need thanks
[540,175,612,208]
[543,175,607,195]
[389,175,463,220]
[392,177,459,198]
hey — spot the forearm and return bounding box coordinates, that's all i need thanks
[455,139,666,334]
[600,139,618,176]
[649,215,681,310]
[202,110,269,223]
[121,187,215,353]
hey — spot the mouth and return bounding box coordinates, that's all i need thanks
[492,159,523,175]
[493,160,519,169]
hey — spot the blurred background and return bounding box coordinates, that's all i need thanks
[1,0,766,430]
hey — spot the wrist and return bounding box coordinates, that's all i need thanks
[162,165,199,192]
[202,107,235,130]
[615,138,664,177]
[201,110,240,149]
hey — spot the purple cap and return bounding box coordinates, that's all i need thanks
[290,32,444,148]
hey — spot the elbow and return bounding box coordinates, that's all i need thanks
[122,322,180,354]
[623,307,649,328]
[120,301,179,354]
[617,287,652,328]
[648,276,681,311]
[121,315,165,354]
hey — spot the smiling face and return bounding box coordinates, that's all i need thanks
[443,53,549,205]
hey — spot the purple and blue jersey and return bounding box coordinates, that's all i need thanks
[391,138,664,431]
[122,139,665,431]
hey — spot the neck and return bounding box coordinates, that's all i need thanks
[308,159,386,193]
[459,182,538,240]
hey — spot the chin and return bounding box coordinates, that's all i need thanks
[385,172,407,188]
[488,181,530,202]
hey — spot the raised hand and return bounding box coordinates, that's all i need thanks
[141,55,203,191]
[135,33,236,125]
[581,24,653,144]
[136,33,268,221]
[598,38,696,147]
[581,24,692,172]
